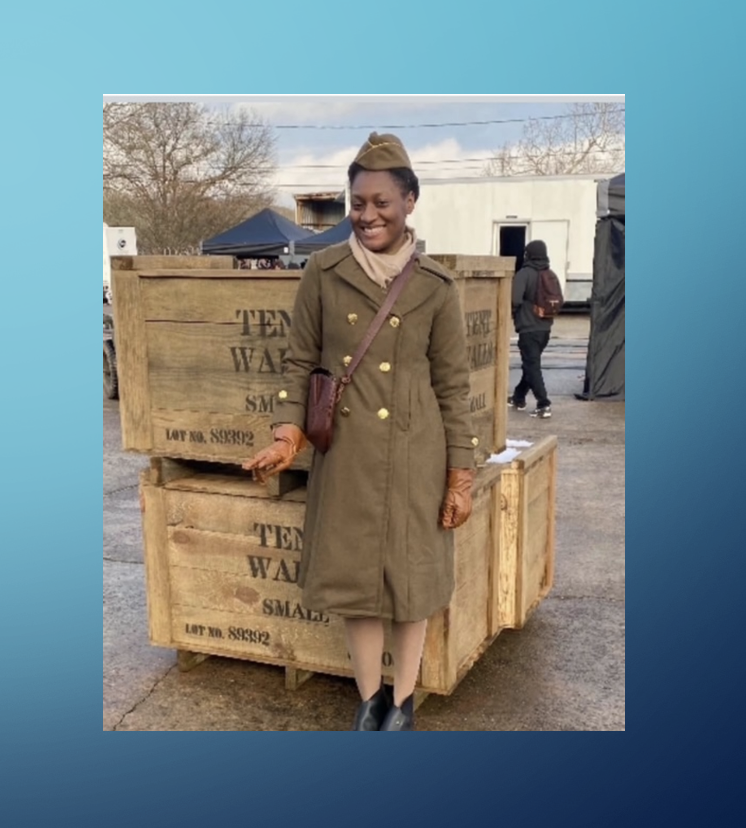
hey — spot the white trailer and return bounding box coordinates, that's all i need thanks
[408,174,608,305]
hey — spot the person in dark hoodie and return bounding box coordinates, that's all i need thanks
[509,239,554,418]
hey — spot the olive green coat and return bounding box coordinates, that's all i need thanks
[275,242,477,622]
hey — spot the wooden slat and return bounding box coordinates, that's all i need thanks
[526,455,552,502]
[544,445,558,597]
[420,609,454,693]
[265,468,308,499]
[170,562,313,621]
[169,527,295,573]
[165,472,309,502]
[112,271,153,451]
[285,667,314,691]
[488,479,502,636]
[141,277,300,323]
[111,255,235,271]
[510,435,558,472]
[494,275,513,455]
[498,464,523,628]
[473,462,502,493]
[460,278,500,461]
[140,473,173,646]
[164,488,307,537]
[177,650,210,672]
[171,605,355,675]
[149,457,198,486]
[522,490,550,622]
[430,254,516,274]
[138,269,300,280]
[149,409,313,470]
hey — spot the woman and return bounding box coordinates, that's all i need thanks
[243,132,478,731]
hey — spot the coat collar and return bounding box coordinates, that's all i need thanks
[333,250,447,317]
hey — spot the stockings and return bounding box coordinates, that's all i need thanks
[344,617,428,706]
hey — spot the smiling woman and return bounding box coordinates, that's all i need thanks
[242,131,478,732]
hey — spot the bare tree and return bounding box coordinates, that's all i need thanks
[103,103,277,253]
[484,103,625,177]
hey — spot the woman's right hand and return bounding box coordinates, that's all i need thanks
[242,424,307,483]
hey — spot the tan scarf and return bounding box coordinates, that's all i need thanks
[349,227,418,291]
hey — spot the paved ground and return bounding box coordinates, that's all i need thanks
[103,313,625,731]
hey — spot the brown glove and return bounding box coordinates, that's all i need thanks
[242,424,307,483]
[440,468,475,530]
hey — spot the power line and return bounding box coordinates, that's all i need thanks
[270,109,625,130]
[276,148,624,169]
[105,146,624,176]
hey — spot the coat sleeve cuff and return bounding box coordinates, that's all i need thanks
[271,401,306,432]
[447,446,477,470]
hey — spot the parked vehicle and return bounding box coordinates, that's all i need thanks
[104,313,118,400]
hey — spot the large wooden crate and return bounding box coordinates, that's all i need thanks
[497,436,558,630]
[113,255,513,468]
[140,462,503,696]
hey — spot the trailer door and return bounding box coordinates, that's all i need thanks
[530,220,569,290]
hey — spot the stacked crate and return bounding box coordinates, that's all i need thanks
[113,254,554,697]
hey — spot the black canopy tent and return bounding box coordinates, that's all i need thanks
[294,217,352,254]
[201,208,312,258]
[579,173,625,400]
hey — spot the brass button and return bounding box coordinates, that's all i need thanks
[377,408,390,420]
[340,407,351,417]
[278,390,288,400]
[347,313,358,325]
[343,355,353,367]
[379,362,391,373]
[389,316,400,329]
[471,437,479,447]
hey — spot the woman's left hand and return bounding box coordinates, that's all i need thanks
[439,468,475,529]
[242,424,307,483]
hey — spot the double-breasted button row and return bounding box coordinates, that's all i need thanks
[338,407,390,420]
[347,312,400,328]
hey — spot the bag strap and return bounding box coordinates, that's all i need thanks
[343,255,418,385]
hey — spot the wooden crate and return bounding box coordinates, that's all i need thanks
[497,436,558,629]
[113,255,513,468]
[430,255,514,460]
[140,461,503,696]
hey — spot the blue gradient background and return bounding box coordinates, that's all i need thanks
[2,0,740,822]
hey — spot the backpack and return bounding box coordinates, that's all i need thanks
[533,268,564,319]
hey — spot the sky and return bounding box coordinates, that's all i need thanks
[103,94,625,209]
[201,95,624,208]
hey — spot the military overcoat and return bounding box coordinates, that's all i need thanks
[274,242,477,622]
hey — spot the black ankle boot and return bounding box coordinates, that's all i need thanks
[352,684,391,731]
[379,694,415,731]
